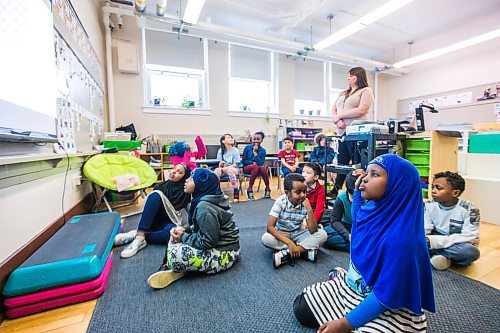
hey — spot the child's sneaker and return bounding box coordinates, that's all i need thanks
[147,270,185,289]
[306,249,317,262]
[114,230,137,246]
[273,249,291,268]
[430,255,451,270]
[264,189,271,198]
[120,236,147,258]
[247,190,255,200]
[233,189,239,203]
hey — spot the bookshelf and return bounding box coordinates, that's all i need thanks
[139,153,173,184]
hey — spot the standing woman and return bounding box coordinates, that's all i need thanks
[331,67,374,197]
[214,133,241,203]
[241,131,271,200]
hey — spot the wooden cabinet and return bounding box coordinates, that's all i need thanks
[405,131,458,198]
[139,153,173,184]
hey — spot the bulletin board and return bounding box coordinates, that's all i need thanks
[52,0,105,153]
[397,82,500,129]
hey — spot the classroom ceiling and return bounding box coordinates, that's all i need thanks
[109,0,500,66]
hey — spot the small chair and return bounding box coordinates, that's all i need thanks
[240,163,263,194]
[83,153,157,212]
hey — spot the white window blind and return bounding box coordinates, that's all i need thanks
[230,45,271,81]
[330,63,350,89]
[294,59,325,101]
[145,30,204,69]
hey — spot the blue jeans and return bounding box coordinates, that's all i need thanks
[282,166,303,176]
[431,242,480,266]
[137,192,176,245]
[322,225,350,252]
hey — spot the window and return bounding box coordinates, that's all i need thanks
[329,63,350,111]
[228,45,275,114]
[294,59,326,116]
[144,30,207,109]
[147,68,203,107]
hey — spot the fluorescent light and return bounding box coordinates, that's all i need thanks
[183,0,205,24]
[314,0,414,50]
[393,28,500,68]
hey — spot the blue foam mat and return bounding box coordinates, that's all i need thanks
[3,212,120,297]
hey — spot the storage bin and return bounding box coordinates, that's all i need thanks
[415,166,430,177]
[406,153,430,165]
[469,133,500,154]
[422,189,428,199]
[105,190,138,202]
[296,142,306,151]
[103,140,142,151]
[406,139,431,152]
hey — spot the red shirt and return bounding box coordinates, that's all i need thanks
[278,149,300,166]
[306,180,325,223]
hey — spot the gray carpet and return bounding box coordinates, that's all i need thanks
[87,199,500,333]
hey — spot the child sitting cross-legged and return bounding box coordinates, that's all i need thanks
[425,171,480,270]
[147,168,240,289]
[262,173,327,268]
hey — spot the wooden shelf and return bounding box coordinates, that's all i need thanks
[139,153,172,185]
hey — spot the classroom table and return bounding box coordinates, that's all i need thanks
[195,159,221,168]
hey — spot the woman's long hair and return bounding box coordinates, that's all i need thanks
[344,67,369,99]
[219,133,233,156]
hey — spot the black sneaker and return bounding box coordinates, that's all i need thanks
[305,249,317,262]
[247,190,255,200]
[264,189,271,198]
[273,249,291,268]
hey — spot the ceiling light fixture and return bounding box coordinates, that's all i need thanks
[183,0,205,24]
[393,28,500,68]
[314,0,414,50]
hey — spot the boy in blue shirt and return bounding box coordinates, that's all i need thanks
[262,173,327,268]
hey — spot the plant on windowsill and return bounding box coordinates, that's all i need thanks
[182,97,196,109]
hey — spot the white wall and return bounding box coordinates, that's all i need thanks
[109,16,334,152]
[0,1,104,263]
[377,41,500,121]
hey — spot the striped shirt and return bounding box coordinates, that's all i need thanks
[269,195,308,232]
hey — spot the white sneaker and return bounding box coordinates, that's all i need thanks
[114,230,137,246]
[147,270,185,289]
[430,255,451,270]
[273,249,291,268]
[120,237,147,258]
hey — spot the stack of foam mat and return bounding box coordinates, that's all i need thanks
[2,212,120,318]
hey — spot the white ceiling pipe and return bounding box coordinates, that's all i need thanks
[102,5,135,130]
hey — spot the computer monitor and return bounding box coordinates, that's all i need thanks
[205,144,220,159]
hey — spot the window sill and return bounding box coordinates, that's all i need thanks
[228,111,280,118]
[295,115,332,121]
[142,106,212,116]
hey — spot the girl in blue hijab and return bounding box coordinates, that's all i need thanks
[294,154,435,332]
[147,168,240,290]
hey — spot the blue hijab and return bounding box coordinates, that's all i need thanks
[351,154,435,314]
[188,168,223,221]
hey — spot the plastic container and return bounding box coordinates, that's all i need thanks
[296,142,306,151]
[103,140,142,151]
[415,166,430,177]
[406,153,430,165]
[406,139,431,152]
[422,189,428,199]
[103,132,132,141]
